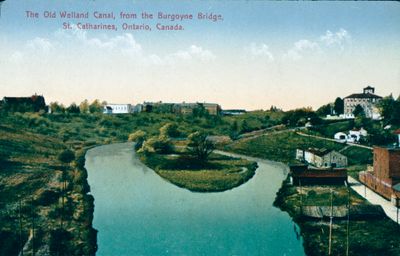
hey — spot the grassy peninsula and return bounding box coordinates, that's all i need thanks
[134,123,258,192]
[140,151,257,192]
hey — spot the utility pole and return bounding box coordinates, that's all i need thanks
[346,182,350,256]
[31,197,35,256]
[299,179,303,215]
[19,196,24,256]
[328,189,333,256]
[397,196,399,225]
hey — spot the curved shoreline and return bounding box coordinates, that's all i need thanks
[138,149,259,193]
[85,142,305,256]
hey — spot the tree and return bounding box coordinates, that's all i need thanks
[240,120,250,133]
[334,97,344,115]
[50,102,65,113]
[66,103,80,114]
[58,149,75,165]
[159,123,180,138]
[353,105,365,117]
[187,131,215,161]
[281,107,315,127]
[139,136,172,154]
[316,104,332,116]
[79,99,90,114]
[88,99,104,113]
[192,104,209,118]
[128,130,147,150]
[378,95,400,124]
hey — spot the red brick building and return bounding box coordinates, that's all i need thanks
[359,146,400,200]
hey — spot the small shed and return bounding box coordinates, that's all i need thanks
[334,132,347,143]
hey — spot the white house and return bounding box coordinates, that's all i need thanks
[296,148,348,168]
[103,104,132,114]
[334,128,368,143]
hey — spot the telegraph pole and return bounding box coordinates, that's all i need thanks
[328,189,333,255]
[299,179,303,215]
[346,182,350,256]
[31,197,35,256]
[19,196,24,256]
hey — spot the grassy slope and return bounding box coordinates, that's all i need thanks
[225,130,372,165]
[1,110,277,255]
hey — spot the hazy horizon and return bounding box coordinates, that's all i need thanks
[1,1,399,111]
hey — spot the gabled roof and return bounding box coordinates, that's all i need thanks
[306,148,331,157]
[344,93,382,99]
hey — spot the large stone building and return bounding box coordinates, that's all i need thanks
[359,146,400,203]
[343,86,382,119]
[142,101,221,115]
[296,148,348,168]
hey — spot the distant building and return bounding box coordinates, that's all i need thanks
[343,86,382,119]
[132,104,143,113]
[143,101,221,115]
[289,164,347,185]
[103,104,132,114]
[173,102,198,115]
[359,146,400,202]
[296,148,348,168]
[143,102,175,113]
[221,109,246,116]
[2,94,47,112]
[333,128,368,143]
[334,132,348,143]
[202,103,221,115]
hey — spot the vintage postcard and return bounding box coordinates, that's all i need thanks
[1,1,400,255]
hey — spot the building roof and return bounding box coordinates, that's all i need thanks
[306,147,331,157]
[393,183,400,192]
[364,86,374,90]
[344,93,382,99]
[394,129,400,135]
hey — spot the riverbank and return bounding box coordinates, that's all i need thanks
[274,177,400,255]
[222,130,400,255]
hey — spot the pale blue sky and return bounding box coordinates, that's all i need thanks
[1,1,399,110]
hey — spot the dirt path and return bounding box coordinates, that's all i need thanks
[296,132,373,150]
[348,176,399,224]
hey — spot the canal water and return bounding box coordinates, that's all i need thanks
[86,143,305,255]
